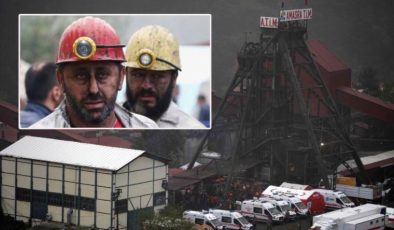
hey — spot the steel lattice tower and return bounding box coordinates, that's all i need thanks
[189,20,369,189]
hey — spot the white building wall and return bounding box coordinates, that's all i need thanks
[62,208,75,225]
[48,180,62,193]
[33,178,46,191]
[1,157,16,217]
[97,213,111,229]
[17,175,30,188]
[96,199,111,214]
[130,169,153,184]
[2,157,15,173]
[97,171,111,187]
[80,210,94,227]
[17,160,31,176]
[48,163,62,180]
[81,170,94,183]
[0,155,116,229]
[118,212,127,229]
[97,186,111,200]
[16,201,30,218]
[3,173,15,187]
[48,206,62,222]
[2,184,14,199]
[46,162,63,223]
[33,163,46,178]
[95,169,112,229]
[2,198,15,216]
[80,184,95,198]
[115,156,168,229]
[129,183,152,198]
[1,153,165,230]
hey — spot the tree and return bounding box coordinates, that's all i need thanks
[20,16,78,63]
[355,67,380,97]
[381,82,394,103]
[142,205,194,230]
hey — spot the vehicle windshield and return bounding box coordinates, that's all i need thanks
[295,202,307,210]
[268,207,282,215]
[210,218,221,227]
[237,216,250,225]
[339,196,353,204]
[279,204,290,212]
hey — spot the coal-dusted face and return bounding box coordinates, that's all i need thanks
[58,61,123,126]
[125,68,176,121]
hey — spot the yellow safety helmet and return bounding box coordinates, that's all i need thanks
[124,25,181,71]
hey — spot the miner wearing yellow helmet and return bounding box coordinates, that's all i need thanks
[30,16,158,128]
[123,25,205,128]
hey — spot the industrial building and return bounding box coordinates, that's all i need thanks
[0,136,168,229]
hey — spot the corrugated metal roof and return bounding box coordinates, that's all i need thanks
[0,136,145,171]
[337,150,394,173]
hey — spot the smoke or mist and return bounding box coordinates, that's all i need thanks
[1,0,393,104]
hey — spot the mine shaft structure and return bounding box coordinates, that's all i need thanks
[189,9,369,189]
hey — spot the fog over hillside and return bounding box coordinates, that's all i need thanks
[209,0,394,96]
[0,0,393,102]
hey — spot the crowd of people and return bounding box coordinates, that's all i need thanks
[176,177,265,211]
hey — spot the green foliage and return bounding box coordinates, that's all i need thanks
[142,205,193,230]
[143,216,194,230]
[381,82,394,103]
[20,16,78,63]
[158,204,185,218]
[138,208,155,229]
[355,67,380,97]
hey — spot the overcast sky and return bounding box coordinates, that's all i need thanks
[1,0,393,103]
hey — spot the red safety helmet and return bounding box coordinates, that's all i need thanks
[56,16,125,64]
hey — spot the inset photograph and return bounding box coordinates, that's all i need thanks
[19,14,211,129]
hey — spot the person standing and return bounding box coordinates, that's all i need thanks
[20,62,63,127]
[31,16,157,128]
[197,95,210,127]
[123,25,205,129]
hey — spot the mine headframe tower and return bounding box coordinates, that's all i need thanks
[189,12,370,189]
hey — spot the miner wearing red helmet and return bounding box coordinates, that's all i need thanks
[31,16,157,128]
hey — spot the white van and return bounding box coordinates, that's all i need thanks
[259,197,297,220]
[310,204,386,230]
[386,207,394,229]
[236,199,285,224]
[209,209,254,230]
[183,210,224,230]
[270,194,309,217]
[313,188,355,209]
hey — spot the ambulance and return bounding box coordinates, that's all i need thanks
[386,207,394,229]
[183,210,224,229]
[269,194,309,217]
[313,189,355,209]
[259,196,297,220]
[209,209,254,230]
[236,199,285,224]
[263,185,325,214]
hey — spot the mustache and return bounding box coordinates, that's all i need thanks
[137,89,158,98]
[83,93,105,102]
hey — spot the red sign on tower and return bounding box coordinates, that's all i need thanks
[260,16,279,28]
